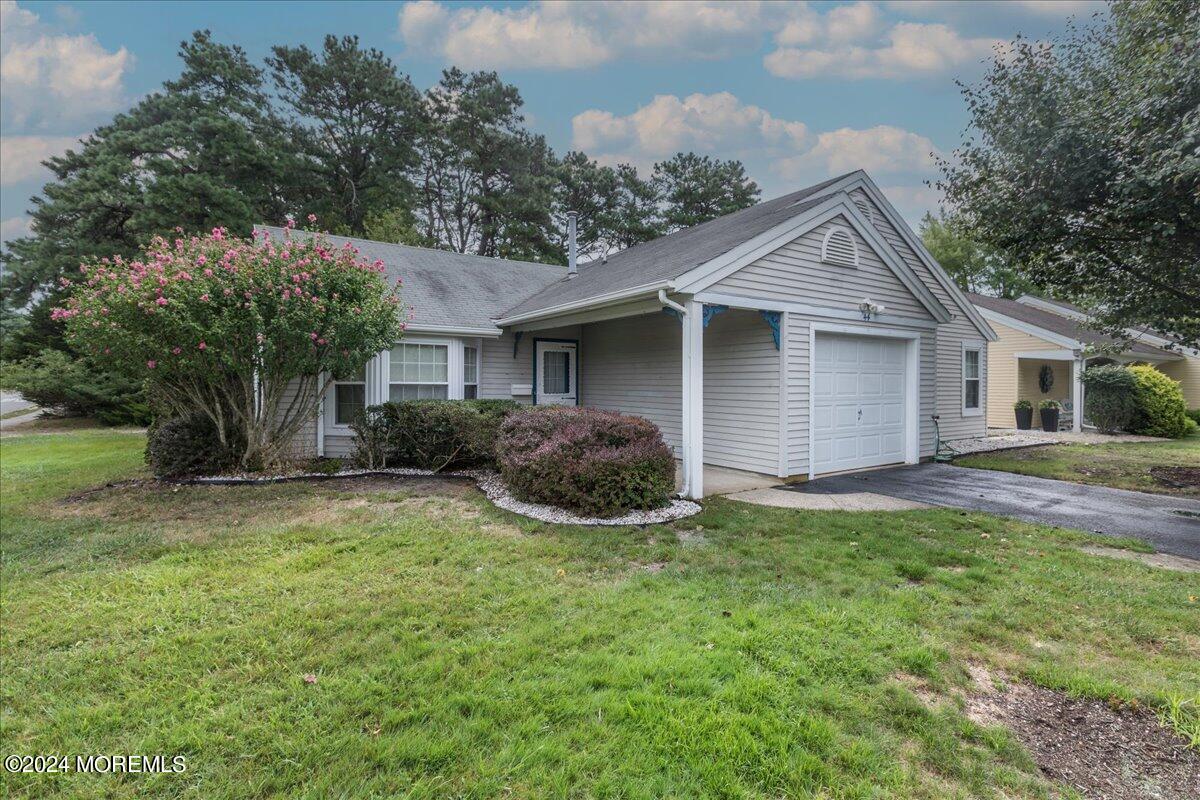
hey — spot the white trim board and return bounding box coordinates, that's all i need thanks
[823,172,998,342]
[494,280,672,327]
[1014,349,1077,361]
[976,306,1081,349]
[675,193,953,325]
[961,340,984,417]
[694,290,939,330]
[807,321,921,480]
[406,323,503,338]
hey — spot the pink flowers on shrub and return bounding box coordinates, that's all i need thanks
[496,407,675,517]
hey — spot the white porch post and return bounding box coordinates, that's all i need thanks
[1073,356,1085,432]
[683,298,704,499]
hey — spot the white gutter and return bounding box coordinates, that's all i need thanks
[494,280,674,327]
[658,289,686,316]
[405,323,504,338]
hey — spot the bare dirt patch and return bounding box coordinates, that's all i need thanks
[1150,466,1200,491]
[1079,545,1200,574]
[965,665,1200,800]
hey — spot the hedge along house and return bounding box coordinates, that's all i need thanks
[968,293,1188,432]
[264,171,996,499]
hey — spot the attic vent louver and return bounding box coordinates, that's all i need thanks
[852,196,875,225]
[821,225,859,268]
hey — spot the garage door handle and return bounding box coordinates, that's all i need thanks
[857,408,863,420]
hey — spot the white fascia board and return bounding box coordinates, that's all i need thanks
[827,172,998,342]
[677,193,953,324]
[405,323,503,338]
[1016,295,1087,321]
[976,307,1081,349]
[1014,349,1077,360]
[493,280,672,327]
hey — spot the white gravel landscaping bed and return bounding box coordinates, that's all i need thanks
[946,428,1169,457]
[190,467,702,526]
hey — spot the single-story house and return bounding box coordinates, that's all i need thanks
[969,293,1196,431]
[265,170,997,499]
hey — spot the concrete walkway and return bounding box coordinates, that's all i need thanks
[726,487,928,512]
[784,463,1200,559]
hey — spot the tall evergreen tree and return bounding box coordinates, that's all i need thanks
[268,36,423,235]
[652,153,759,232]
[609,164,663,250]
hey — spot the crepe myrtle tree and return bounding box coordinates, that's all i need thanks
[53,220,404,468]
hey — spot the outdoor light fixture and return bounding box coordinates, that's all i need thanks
[859,298,885,321]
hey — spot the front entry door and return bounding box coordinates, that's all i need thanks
[534,340,577,405]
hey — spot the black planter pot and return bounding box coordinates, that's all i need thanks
[1015,408,1033,430]
[1040,408,1060,431]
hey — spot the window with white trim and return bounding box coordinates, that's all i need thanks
[389,343,448,400]
[963,347,981,413]
[463,345,479,399]
[333,365,367,426]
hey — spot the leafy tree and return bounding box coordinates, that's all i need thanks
[360,208,426,247]
[55,225,403,468]
[268,36,422,235]
[652,153,759,231]
[1,31,293,315]
[939,0,1200,348]
[415,68,557,260]
[919,211,1032,298]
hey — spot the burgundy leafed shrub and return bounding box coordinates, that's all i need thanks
[496,407,675,517]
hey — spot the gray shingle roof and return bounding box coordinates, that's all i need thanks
[257,226,566,331]
[968,293,1175,358]
[499,173,855,319]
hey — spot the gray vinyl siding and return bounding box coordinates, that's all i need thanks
[579,312,683,452]
[849,188,988,440]
[784,312,935,477]
[279,376,318,459]
[702,309,779,474]
[712,216,934,322]
[480,326,581,404]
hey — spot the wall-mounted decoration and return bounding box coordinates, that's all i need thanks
[1038,364,1055,394]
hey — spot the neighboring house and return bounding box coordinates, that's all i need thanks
[265,170,997,499]
[969,293,1194,431]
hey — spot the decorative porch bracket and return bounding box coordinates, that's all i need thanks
[661,306,683,322]
[702,304,728,327]
[759,310,781,350]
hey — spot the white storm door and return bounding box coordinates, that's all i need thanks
[812,333,907,475]
[535,340,577,405]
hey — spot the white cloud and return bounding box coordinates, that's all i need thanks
[0,0,131,130]
[399,0,786,70]
[0,134,77,186]
[766,21,1001,80]
[776,125,938,178]
[1,215,32,241]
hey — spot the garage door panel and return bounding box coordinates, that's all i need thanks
[811,332,908,475]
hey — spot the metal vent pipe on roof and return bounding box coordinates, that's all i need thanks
[567,211,577,278]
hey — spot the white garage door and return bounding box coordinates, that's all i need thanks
[812,333,907,475]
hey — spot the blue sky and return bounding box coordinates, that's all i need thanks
[0,0,1104,241]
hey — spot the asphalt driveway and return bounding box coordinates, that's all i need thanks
[789,463,1200,559]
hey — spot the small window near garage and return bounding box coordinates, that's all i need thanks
[333,365,366,426]
[821,225,859,268]
[963,347,982,414]
[389,343,449,401]
[463,345,479,399]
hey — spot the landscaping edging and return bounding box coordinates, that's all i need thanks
[186,467,703,527]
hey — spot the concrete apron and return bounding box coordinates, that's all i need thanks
[677,463,928,511]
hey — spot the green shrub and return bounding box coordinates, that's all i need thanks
[1081,364,1137,434]
[496,407,675,517]
[1013,399,1032,410]
[145,413,244,479]
[1127,365,1189,438]
[1,349,151,425]
[1038,399,1060,410]
[354,399,520,472]
[1186,408,1200,426]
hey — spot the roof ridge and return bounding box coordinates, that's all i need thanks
[255,224,567,271]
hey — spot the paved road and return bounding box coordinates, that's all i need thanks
[789,463,1200,559]
[1,392,34,415]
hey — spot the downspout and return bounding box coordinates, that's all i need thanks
[659,290,691,497]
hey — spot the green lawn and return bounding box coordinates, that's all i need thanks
[1,431,1197,799]
[955,434,1200,497]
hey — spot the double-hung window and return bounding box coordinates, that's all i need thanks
[389,343,449,400]
[333,366,367,426]
[463,345,479,399]
[962,346,982,414]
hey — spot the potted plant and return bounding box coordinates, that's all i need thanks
[1039,399,1061,431]
[1014,399,1033,430]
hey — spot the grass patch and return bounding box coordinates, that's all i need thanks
[955,434,1200,497]
[1,432,1197,798]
